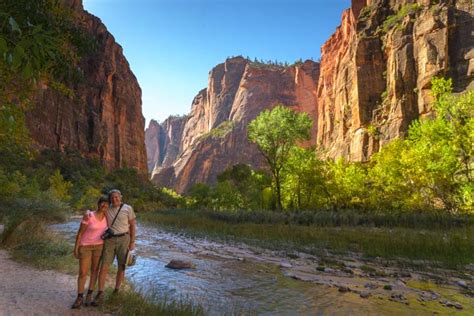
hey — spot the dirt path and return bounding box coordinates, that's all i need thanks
[0,250,105,316]
[0,223,103,316]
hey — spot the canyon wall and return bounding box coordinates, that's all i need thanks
[25,0,147,172]
[316,0,473,160]
[147,0,473,192]
[147,57,320,192]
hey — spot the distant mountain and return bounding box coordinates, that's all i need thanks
[146,57,319,193]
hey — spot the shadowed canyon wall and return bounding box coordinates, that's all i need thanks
[25,0,147,172]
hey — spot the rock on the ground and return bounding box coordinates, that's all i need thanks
[338,286,351,293]
[165,260,195,269]
[279,262,293,269]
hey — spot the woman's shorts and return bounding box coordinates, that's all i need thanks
[79,244,104,260]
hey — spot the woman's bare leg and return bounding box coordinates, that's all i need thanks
[78,254,91,294]
[88,254,101,291]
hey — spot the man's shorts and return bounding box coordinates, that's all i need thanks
[101,234,130,267]
[79,244,103,260]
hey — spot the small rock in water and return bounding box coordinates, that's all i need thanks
[400,272,411,278]
[454,303,463,310]
[456,280,468,289]
[287,253,299,259]
[165,260,195,270]
[389,293,408,305]
[338,286,351,293]
[364,282,379,290]
[360,291,371,299]
[325,268,335,273]
[343,267,354,274]
[237,257,244,262]
[280,262,292,268]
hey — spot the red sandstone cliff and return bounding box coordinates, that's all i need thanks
[316,0,473,160]
[25,0,147,172]
[147,0,472,192]
[148,57,320,192]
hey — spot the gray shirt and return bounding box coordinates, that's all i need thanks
[106,203,136,234]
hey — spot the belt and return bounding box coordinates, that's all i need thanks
[112,232,129,238]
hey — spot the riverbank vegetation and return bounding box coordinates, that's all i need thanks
[151,77,473,268]
[140,209,474,268]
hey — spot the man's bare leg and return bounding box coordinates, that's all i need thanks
[114,265,125,292]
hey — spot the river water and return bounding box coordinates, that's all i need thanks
[51,219,471,315]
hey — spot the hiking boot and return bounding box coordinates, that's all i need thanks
[71,295,83,309]
[90,291,104,307]
[84,291,94,306]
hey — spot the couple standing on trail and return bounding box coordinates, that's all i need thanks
[71,189,137,309]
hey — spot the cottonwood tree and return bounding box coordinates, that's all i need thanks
[247,105,312,210]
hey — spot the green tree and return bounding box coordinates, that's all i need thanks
[248,105,312,210]
[48,169,72,202]
[282,147,326,210]
[369,78,473,213]
[217,164,271,210]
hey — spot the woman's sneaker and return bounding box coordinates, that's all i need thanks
[91,291,104,307]
[71,295,83,309]
[84,291,94,306]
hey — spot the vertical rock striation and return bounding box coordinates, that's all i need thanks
[149,57,320,192]
[147,0,472,191]
[316,0,473,161]
[25,0,147,172]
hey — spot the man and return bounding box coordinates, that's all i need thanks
[93,189,136,305]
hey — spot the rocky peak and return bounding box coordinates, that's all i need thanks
[149,57,320,192]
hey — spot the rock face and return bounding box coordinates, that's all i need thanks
[25,0,147,172]
[147,0,473,191]
[148,57,320,192]
[145,116,187,174]
[316,0,473,161]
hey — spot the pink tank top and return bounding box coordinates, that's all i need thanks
[80,211,107,246]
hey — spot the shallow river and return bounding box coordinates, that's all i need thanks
[51,219,472,315]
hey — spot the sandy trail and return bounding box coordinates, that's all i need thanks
[0,250,105,316]
[0,222,103,316]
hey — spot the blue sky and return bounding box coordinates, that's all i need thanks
[83,0,351,125]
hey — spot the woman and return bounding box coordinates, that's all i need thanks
[71,196,109,309]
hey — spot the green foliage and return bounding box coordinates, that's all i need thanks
[199,120,235,140]
[187,183,213,209]
[0,0,94,106]
[102,287,204,316]
[141,209,474,268]
[281,147,327,210]
[202,77,472,215]
[382,4,422,33]
[0,103,31,171]
[73,186,102,211]
[368,78,473,213]
[328,159,368,209]
[248,105,312,209]
[216,164,271,210]
[48,169,72,202]
[186,164,271,211]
